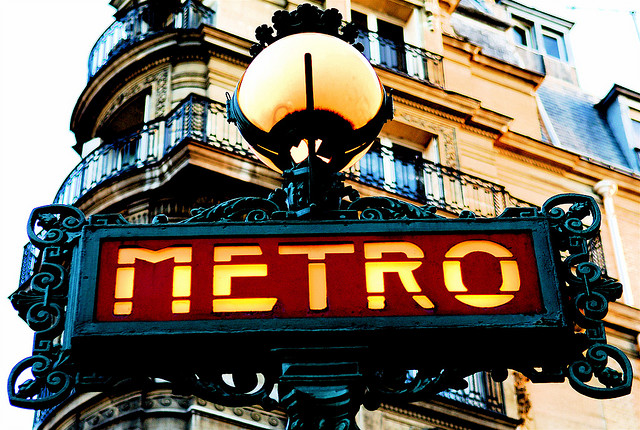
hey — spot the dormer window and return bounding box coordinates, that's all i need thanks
[502,0,573,64]
[509,13,570,62]
[595,85,640,171]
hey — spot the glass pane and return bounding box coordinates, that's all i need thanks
[513,26,527,46]
[359,141,385,188]
[351,10,371,59]
[392,144,424,201]
[377,20,406,72]
[543,34,561,59]
[631,119,640,146]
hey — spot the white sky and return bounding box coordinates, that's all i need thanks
[0,1,638,428]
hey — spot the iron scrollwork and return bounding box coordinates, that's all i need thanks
[250,4,361,58]
[175,371,278,410]
[7,193,633,426]
[8,205,85,408]
[517,194,633,398]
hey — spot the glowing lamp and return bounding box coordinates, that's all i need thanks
[228,32,393,173]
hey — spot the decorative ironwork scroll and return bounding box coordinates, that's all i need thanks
[7,194,633,430]
[8,205,84,408]
[250,4,361,57]
[519,194,632,399]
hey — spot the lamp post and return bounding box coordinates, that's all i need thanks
[227,4,393,217]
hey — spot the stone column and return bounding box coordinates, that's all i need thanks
[594,179,634,305]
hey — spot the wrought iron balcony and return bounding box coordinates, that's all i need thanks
[347,144,532,217]
[57,94,528,219]
[88,0,215,79]
[54,95,249,206]
[439,372,505,414]
[355,29,445,88]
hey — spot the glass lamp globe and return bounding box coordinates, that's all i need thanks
[228,32,392,173]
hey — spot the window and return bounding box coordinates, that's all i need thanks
[376,19,406,73]
[504,1,573,63]
[512,17,535,49]
[359,139,385,189]
[99,91,151,140]
[356,137,440,203]
[632,119,640,168]
[351,10,407,73]
[392,143,424,200]
[510,15,569,61]
[351,10,371,58]
[541,27,566,60]
[512,26,527,46]
[631,117,640,147]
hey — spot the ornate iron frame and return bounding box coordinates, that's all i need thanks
[8,192,633,429]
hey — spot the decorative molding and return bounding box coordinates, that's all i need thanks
[393,92,510,141]
[393,93,465,123]
[155,66,169,117]
[381,403,468,430]
[460,122,500,139]
[396,112,459,168]
[517,194,633,399]
[192,402,287,429]
[209,48,251,67]
[96,66,169,133]
[513,371,531,419]
[249,4,360,58]
[8,205,85,409]
[50,390,287,430]
[495,147,566,176]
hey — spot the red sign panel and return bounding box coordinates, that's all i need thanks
[95,232,544,322]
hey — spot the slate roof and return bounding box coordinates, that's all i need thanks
[452,1,522,67]
[452,1,630,170]
[537,80,630,169]
[451,14,521,66]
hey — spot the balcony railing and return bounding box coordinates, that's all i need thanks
[57,94,529,219]
[347,146,532,217]
[18,243,39,287]
[55,95,251,205]
[356,30,445,88]
[88,0,215,79]
[439,372,505,414]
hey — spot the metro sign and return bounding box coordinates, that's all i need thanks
[95,233,543,321]
[12,197,632,410]
[67,217,566,371]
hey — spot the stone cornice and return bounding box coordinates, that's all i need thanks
[201,25,253,64]
[495,132,640,196]
[75,141,279,216]
[386,79,513,137]
[72,31,207,143]
[388,399,522,430]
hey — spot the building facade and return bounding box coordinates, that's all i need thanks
[15,0,639,429]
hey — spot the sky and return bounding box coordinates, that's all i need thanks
[0,1,639,429]
[524,0,640,98]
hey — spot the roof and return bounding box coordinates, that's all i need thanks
[595,84,640,111]
[537,79,630,169]
[451,9,521,66]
